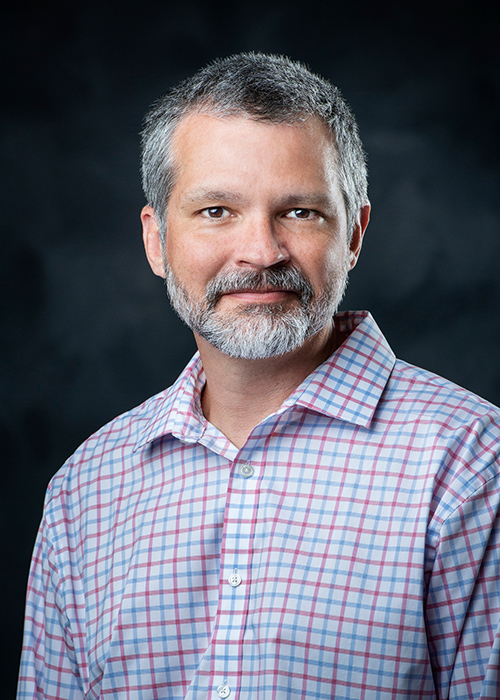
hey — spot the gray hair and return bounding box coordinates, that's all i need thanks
[141,52,368,238]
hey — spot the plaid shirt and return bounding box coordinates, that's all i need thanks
[18,311,500,699]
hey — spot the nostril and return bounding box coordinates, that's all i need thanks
[237,234,290,268]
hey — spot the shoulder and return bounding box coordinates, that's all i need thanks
[44,353,203,511]
[385,357,500,424]
[45,388,169,507]
[386,359,500,509]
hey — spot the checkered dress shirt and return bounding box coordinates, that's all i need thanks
[18,311,500,699]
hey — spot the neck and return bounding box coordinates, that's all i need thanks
[195,322,339,448]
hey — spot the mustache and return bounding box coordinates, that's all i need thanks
[205,266,315,309]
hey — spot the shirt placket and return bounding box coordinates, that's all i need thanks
[209,458,261,699]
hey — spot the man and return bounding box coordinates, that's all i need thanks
[18,53,500,699]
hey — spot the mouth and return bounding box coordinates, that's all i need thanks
[205,267,315,310]
[221,287,298,303]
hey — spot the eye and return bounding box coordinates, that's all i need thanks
[285,208,318,220]
[201,206,230,219]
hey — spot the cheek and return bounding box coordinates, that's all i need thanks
[166,224,236,282]
[297,243,348,290]
[166,239,224,292]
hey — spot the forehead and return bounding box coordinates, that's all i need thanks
[169,112,340,193]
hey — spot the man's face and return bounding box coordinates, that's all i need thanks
[143,113,366,359]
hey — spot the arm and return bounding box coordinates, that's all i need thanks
[17,515,85,700]
[426,473,500,699]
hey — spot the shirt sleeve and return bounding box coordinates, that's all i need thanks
[426,472,500,699]
[17,511,85,700]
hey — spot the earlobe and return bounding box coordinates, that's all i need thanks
[348,202,370,270]
[141,206,166,279]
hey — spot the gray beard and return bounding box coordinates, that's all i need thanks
[164,264,348,360]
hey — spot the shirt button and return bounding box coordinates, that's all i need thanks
[240,463,254,478]
[228,572,242,587]
[217,684,231,698]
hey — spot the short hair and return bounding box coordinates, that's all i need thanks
[141,52,368,238]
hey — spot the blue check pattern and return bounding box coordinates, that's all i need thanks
[18,311,500,699]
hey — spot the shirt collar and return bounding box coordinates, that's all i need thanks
[134,354,207,450]
[289,311,395,428]
[134,311,396,450]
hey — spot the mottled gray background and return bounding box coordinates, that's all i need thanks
[2,1,499,693]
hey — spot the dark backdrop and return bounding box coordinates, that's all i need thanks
[2,1,499,695]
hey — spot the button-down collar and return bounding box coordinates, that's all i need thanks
[134,311,395,453]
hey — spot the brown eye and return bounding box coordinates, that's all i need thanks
[286,208,313,219]
[205,207,226,218]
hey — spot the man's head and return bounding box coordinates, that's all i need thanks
[141,54,370,360]
[141,52,368,240]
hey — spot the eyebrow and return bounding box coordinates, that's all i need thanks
[273,193,334,211]
[181,188,334,211]
[182,189,246,205]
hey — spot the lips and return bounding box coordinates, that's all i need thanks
[222,288,297,304]
[224,285,295,295]
[205,267,314,309]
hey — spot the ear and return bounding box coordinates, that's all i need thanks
[141,206,166,279]
[348,202,370,270]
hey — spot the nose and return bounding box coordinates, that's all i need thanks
[235,214,290,269]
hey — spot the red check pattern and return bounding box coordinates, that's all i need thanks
[18,312,500,699]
